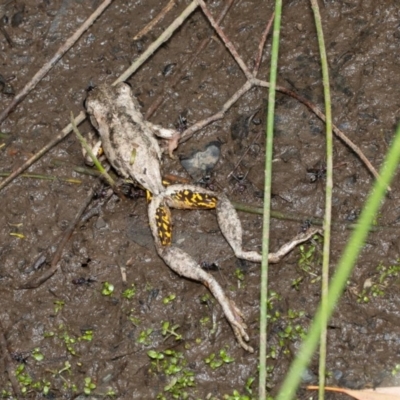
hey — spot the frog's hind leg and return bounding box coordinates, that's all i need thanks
[147,193,254,352]
[164,184,321,264]
[158,245,254,353]
[164,184,262,263]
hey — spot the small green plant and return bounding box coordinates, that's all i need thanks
[357,261,400,303]
[234,268,245,282]
[392,364,400,375]
[122,284,136,299]
[31,379,51,396]
[44,325,94,356]
[266,290,282,322]
[105,387,117,397]
[245,377,255,395]
[101,281,114,296]
[200,293,211,303]
[205,348,234,369]
[128,314,140,326]
[148,349,195,399]
[161,321,182,341]
[223,390,252,400]
[200,316,210,326]
[291,276,303,291]
[83,377,96,395]
[60,331,77,355]
[1,389,12,397]
[137,328,153,345]
[80,329,94,341]
[15,364,33,394]
[297,237,322,281]
[162,293,176,304]
[32,347,44,361]
[54,300,65,313]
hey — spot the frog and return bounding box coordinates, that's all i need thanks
[85,82,320,352]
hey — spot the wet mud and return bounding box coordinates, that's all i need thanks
[1,0,400,398]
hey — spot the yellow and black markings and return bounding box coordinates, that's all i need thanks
[155,205,172,246]
[173,190,217,209]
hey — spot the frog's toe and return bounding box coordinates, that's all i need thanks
[228,300,254,353]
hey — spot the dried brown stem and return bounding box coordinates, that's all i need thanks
[196,0,254,80]
[145,0,235,119]
[0,0,113,124]
[253,12,274,75]
[17,184,98,289]
[115,1,199,85]
[180,80,254,142]
[133,0,176,41]
[272,82,382,182]
[0,112,86,191]
[0,322,20,398]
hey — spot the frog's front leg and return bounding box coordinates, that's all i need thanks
[147,194,254,352]
[146,121,180,157]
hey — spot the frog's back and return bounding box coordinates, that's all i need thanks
[86,82,165,195]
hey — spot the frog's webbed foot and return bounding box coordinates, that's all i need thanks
[157,245,254,353]
[268,227,322,263]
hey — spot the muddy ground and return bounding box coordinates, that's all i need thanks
[1,0,400,399]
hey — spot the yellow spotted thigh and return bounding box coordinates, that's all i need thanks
[172,190,217,209]
[155,205,172,246]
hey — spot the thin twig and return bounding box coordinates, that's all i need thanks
[227,130,262,179]
[17,184,98,289]
[253,12,274,75]
[115,1,199,85]
[145,0,235,119]
[0,112,86,191]
[133,0,176,41]
[180,80,254,142]
[272,82,382,184]
[0,321,20,398]
[196,0,254,80]
[0,0,114,124]
[0,171,81,183]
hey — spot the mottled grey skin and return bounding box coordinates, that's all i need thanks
[85,82,321,352]
[85,83,176,195]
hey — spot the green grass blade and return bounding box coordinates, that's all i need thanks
[276,123,400,399]
[259,0,282,398]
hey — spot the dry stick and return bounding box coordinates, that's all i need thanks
[196,0,253,80]
[0,322,20,398]
[133,0,176,41]
[227,130,262,179]
[180,79,254,142]
[253,12,275,75]
[114,0,199,85]
[0,0,199,192]
[17,184,98,289]
[0,0,113,124]
[272,82,382,183]
[145,0,235,119]
[0,112,86,191]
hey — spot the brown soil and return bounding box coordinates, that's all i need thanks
[1,1,400,399]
